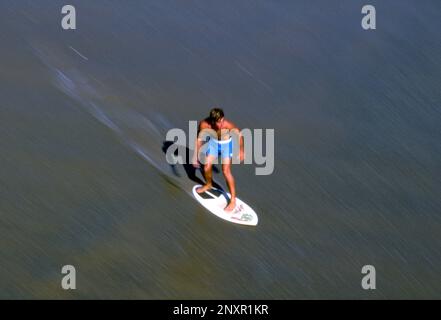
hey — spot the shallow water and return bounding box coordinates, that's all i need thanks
[1,0,440,298]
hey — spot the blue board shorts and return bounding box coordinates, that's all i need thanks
[206,137,233,159]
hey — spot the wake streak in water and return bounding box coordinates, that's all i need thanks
[31,42,196,195]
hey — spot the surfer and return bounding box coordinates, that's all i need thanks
[192,108,244,211]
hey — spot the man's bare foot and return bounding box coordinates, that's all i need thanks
[224,199,237,212]
[196,184,212,194]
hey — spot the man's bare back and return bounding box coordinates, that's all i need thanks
[199,118,237,140]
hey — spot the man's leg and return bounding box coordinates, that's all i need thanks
[196,155,216,193]
[222,157,237,211]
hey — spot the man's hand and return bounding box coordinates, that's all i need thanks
[192,154,200,168]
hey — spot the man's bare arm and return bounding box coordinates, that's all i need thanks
[226,121,244,162]
[192,120,210,167]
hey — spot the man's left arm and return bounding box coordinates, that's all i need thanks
[230,126,244,163]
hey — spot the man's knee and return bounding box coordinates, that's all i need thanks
[222,165,232,176]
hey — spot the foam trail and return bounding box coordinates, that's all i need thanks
[69,46,89,61]
[30,42,194,195]
[88,102,122,134]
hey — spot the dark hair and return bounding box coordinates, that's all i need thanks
[209,107,224,123]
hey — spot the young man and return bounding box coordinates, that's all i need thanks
[192,108,244,212]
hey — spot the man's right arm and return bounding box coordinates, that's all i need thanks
[192,121,206,167]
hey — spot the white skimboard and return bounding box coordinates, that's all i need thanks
[192,185,258,226]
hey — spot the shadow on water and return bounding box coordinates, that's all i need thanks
[162,141,224,191]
